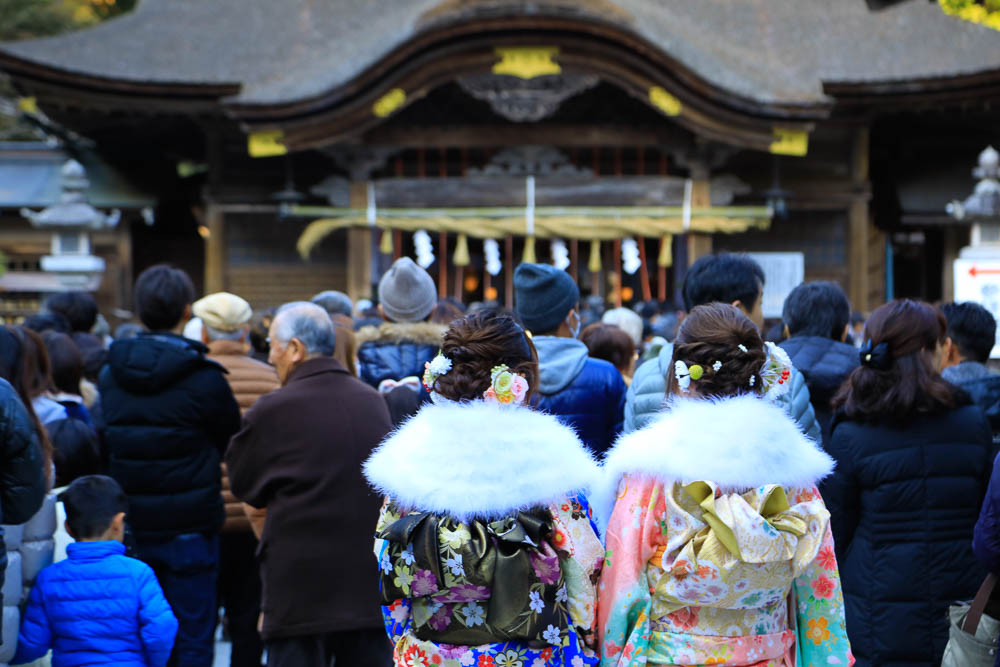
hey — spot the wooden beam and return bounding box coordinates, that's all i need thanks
[347,182,372,301]
[364,124,690,149]
[848,128,871,312]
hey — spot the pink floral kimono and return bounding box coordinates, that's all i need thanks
[594,396,853,667]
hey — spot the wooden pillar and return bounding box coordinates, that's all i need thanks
[505,235,514,310]
[438,231,448,298]
[347,182,372,302]
[848,128,871,312]
[613,238,623,307]
[686,176,713,266]
[204,203,226,294]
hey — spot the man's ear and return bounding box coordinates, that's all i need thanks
[201,327,211,344]
[841,324,850,343]
[289,337,308,362]
[731,299,747,316]
[63,520,75,539]
[783,324,791,340]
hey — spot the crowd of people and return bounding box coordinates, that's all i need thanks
[0,251,999,667]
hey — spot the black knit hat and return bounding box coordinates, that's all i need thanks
[513,263,580,334]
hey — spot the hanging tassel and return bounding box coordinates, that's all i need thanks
[379,228,394,255]
[453,233,470,267]
[522,236,536,264]
[588,239,602,272]
[658,234,673,268]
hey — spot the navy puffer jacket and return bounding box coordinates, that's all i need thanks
[824,402,992,667]
[355,322,445,389]
[780,335,859,447]
[0,378,46,612]
[532,336,625,457]
[99,333,241,542]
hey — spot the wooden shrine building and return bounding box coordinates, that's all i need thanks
[3,0,1000,321]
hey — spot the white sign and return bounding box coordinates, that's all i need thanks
[747,252,805,319]
[953,258,1000,358]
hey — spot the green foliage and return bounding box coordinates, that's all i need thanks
[0,0,137,42]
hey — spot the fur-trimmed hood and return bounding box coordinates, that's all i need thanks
[594,395,835,531]
[364,401,599,520]
[355,322,446,347]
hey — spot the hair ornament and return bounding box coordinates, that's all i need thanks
[421,352,452,392]
[483,364,529,405]
[749,374,756,387]
[712,360,723,372]
[738,344,749,353]
[759,341,793,401]
[674,360,704,392]
[859,340,892,371]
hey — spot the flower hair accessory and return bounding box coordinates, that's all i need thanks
[759,341,793,401]
[483,364,529,405]
[674,360,704,392]
[421,352,452,392]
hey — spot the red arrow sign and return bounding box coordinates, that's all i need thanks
[969,266,1000,277]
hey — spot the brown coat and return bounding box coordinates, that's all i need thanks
[225,357,393,639]
[207,339,279,533]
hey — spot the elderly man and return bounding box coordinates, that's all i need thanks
[226,302,393,667]
[192,292,279,667]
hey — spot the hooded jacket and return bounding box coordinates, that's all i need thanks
[99,333,241,542]
[825,401,992,666]
[532,336,626,456]
[944,361,1000,446]
[364,400,603,667]
[780,335,859,447]
[356,322,445,389]
[596,395,851,667]
[624,343,822,442]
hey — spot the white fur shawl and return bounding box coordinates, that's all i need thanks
[593,395,835,532]
[364,401,599,520]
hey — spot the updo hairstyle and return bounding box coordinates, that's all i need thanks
[431,310,539,402]
[668,303,766,398]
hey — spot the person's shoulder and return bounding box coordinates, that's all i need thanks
[581,357,625,388]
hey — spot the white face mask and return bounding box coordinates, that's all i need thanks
[567,311,582,339]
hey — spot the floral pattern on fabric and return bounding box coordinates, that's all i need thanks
[376,495,601,666]
[597,476,852,667]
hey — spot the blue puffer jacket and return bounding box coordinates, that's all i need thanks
[14,540,178,667]
[780,335,859,447]
[624,342,822,441]
[531,336,625,457]
[355,322,446,389]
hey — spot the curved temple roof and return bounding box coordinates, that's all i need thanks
[2,0,1000,109]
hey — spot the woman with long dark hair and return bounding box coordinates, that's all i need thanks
[825,299,993,666]
[364,310,603,666]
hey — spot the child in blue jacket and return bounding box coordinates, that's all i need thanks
[13,475,178,667]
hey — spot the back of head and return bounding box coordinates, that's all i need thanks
[834,299,957,423]
[581,323,635,375]
[782,281,851,340]
[513,263,580,335]
[669,303,767,398]
[310,290,354,318]
[601,307,643,347]
[50,419,101,487]
[429,298,466,326]
[682,253,764,312]
[60,475,127,539]
[378,257,437,323]
[193,292,253,342]
[42,331,83,395]
[17,326,53,399]
[430,310,539,402]
[0,326,53,472]
[133,264,195,331]
[248,309,274,356]
[273,302,337,357]
[45,291,98,333]
[941,301,997,364]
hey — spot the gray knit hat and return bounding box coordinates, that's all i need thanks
[378,257,437,323]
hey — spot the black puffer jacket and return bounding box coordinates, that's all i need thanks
[355,322,445,389]
[780,336,858,446]
[0,378,46,605]
[99,333,241,542]
[823,402,992,667]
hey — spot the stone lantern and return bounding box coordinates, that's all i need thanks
[949,146,1000,235]
[20,159,120,289]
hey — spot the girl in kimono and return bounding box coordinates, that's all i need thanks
[595,303,852,667]
[364,310,604,666]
